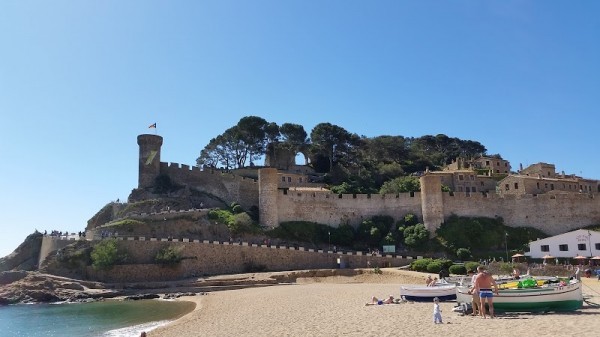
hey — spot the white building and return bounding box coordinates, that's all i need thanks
[526,229,600,259]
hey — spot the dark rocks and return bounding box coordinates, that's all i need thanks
[124,293,160,301]
[162,292,197,299]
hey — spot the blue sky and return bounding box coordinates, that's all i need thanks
[1,1,599,257]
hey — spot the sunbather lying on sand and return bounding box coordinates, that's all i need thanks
[366,295,395,305]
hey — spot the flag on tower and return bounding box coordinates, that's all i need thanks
[148,123,157,128]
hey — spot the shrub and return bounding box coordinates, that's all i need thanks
[426,261,442,273]
[232,204,244,214]
[154,245,183,265]
[449,264,467,275]
[456,248,472,261]
[230,212,254,234]
[410,258,433,272]
[403,224,429,248]
[464,261,480,273]
[91,239,125,270]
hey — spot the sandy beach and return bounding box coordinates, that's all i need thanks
[149,269,600,337]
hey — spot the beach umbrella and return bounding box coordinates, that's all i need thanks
[511,253,525,262]
[542,254,554,259]
[573,255,588,259]
[591,256,600,260]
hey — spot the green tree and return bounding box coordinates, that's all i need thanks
[403,224,429,249]
[155,245,183,265]
[91,239,124,269]
[379,176,421,194]
[310,123,359,172]
[456,247,472,260]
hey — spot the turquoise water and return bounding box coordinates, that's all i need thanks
[0,299,195,337]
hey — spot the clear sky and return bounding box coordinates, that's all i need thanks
[1,1,599,257]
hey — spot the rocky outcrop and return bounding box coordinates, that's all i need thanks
[0,271,117,305]
[0,232,43,272]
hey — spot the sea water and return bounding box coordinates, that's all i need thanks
[0,299,195,337]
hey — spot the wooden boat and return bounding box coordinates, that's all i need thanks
[456,279,583,312]
[400,283,457,302]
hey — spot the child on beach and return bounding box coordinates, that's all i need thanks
[433,297,442,324]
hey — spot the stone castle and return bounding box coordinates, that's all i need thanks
[133,134,600,236]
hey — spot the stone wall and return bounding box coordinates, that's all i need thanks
[39,236,78,268]
[159,163,259,209]
[440,192,600,235]
[273,190,423,228]
[85,239,412,283]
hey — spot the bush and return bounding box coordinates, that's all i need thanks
[449,264,467,275]
[464,261,480,273]
[426,261,442,273]
[91,239,125,270]
[232,204,244,214]
[154,245,183,265]
[410,258,433,272]
[456,248,472,260]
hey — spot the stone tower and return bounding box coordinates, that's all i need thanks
[259,168,279,227]
[137,134,163,189]
[419,174,444,235]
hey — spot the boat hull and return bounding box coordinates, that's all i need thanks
[456,281,583,312]
[400,285,457,302]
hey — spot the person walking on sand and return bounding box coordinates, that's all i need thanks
[467,269,480,316]
[474,265,499,318]
[433,297,443,324]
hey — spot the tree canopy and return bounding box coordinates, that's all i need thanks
[196,115,490,190]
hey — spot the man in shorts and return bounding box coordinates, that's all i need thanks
[474,265,499,318]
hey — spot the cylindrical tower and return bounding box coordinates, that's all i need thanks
[259,168,279,227]
[137,134,163,189]
[420,174,444,236]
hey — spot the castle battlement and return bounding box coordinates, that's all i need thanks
[159,161,258,184]
[136,135,600,237]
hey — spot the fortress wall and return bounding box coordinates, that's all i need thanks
[442,193,600,235]
[86,240,409,282]
[275,191,423,227]
[159,162,259,208]
[39,236,77,268]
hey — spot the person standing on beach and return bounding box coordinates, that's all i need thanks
[433,297,443,323]
[474,265,499,318]
[467,270,480,316]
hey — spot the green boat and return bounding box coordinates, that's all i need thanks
[456,279,583,312]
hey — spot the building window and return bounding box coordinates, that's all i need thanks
[559,244,568,251]
[578,244,587,251]
[465,187,470,192]
[497,162,500,166]
[287,177,291,182]
[595,243,600,250]
[505,163,508,167]
[550,184,554,190]
[486,160,490,166]
[545,183,548,189]
[514,183,519,189]
[298,177,303,183]
[281,177,286,182]
[496,169,499,173]
[505,184,509,191]
[537,182,540,189]
[480,181,484,186]
[541,245,549,252]
[472,187,476,192]
[470,175,474,180]
[459,175,464,181]
[458,186,463,192]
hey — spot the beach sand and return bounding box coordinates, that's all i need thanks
[149,269,600,337]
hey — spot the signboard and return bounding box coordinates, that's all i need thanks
[382,245,396,253]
